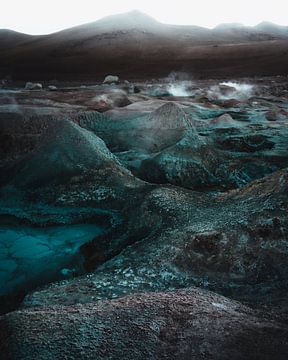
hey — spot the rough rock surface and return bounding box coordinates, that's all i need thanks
[1,288,288,360]
[9,119,127,188]
[76,99,288,190]
[22,168,288,310]
[0,77,288,359]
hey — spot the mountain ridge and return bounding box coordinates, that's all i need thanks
[1,11,288,80]
[2,11,288,36]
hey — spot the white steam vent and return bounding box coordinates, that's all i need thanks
[167,82,192,97]
[207,81,254,100]
[165,72,194,97]
[220,82,254,98]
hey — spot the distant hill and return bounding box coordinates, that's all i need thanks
[0,29,38,50]
[1,11,288,80]
[255,21,288,36]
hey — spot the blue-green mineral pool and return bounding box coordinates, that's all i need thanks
[0,224,104,296]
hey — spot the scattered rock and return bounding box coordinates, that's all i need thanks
[266,108,288,121]
[88,90,131,112]
[25,82,42,90]
[221,98,243,107]
[103,75,119,84]
[47,85,57,91]
[210,113,242,128]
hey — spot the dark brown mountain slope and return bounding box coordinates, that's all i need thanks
[1,11,288,80]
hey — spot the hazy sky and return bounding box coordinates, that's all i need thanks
[1,0,288,34]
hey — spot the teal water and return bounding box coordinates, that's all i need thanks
[0,224,104,296]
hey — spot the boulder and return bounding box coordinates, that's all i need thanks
[87,90,131,112]
[221,98,242,108]
[122,83,139,94]
[103,75,119,84]
[266,108,288,121]
[47,85,57,91]
[25,82,42,90]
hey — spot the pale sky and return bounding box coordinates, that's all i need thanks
[1,0,288,35]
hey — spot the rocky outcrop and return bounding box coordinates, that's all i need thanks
[79,102,196,155]
[137,110,254,190]
[1,288,288,360]
[76,99,288,191]
[1,79,288,359]
[9,119,129,189]
[22,168,288,309]
[138,131,224,190]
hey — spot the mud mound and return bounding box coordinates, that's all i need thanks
[11,119,127,188]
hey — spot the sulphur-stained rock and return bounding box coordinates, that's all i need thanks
[1,288,288,360]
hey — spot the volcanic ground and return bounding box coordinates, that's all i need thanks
[0,76,288,359]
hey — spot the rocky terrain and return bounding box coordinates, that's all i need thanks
[2,288,288,360]
[0,75,288,359]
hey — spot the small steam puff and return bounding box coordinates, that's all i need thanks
[167,82,192,97]
[165,71,194,97]
[208,82,254,100]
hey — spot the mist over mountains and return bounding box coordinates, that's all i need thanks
[1,10,288,80]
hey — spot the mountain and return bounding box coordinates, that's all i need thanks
[254,21,288,37]
[0,11,288,80]
[0,29,40,51]
[83,10,161,30]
